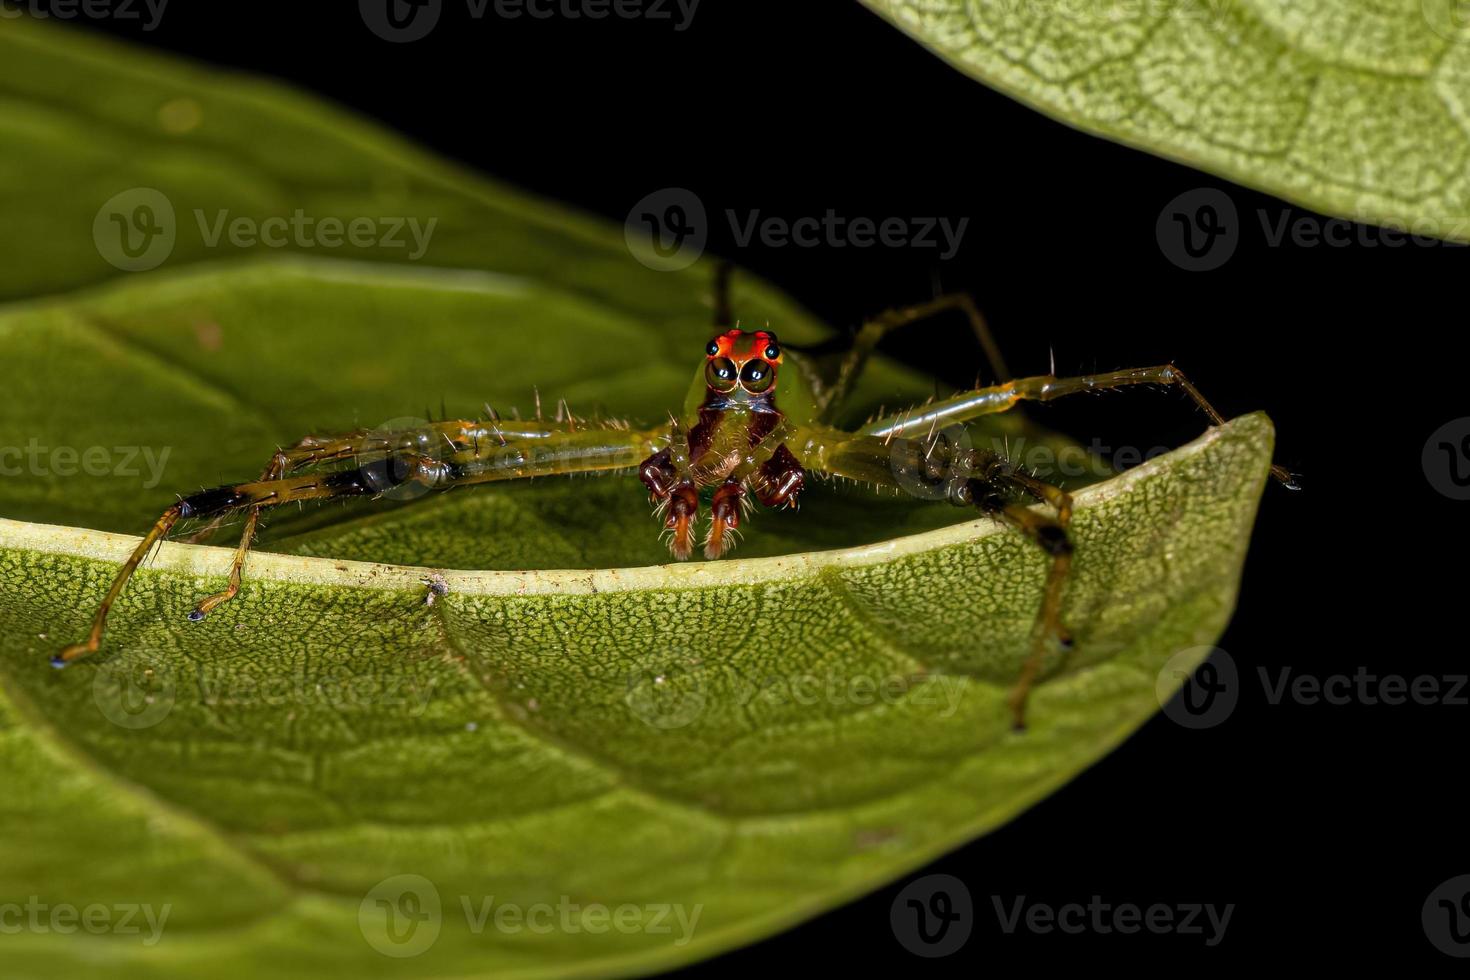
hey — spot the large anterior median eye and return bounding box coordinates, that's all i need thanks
[740,358,775,393]
[706,356,738,391]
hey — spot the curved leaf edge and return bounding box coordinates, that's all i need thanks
[0,413,1274,979]
[858,0,1470,243]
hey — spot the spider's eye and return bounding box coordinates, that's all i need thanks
[763,343,780,360]
[740,358,775,393]
[706,356,738,390]
[705,340,721,357]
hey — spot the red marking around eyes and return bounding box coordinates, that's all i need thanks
[707,330,782,363]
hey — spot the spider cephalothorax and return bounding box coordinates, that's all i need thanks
[701,328,782,411]
[638,328,805,561]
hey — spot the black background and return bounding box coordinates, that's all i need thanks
[57,0,1465,972]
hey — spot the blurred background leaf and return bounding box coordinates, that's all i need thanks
[862,0,1470,240]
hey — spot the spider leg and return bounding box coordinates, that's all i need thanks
[638,445,701,560]
[859,363,1299,488]
[56,425,664,667]
[963,463,1075,731]
[796,427,1072,730]
[187,442,323,616]
[704,478,745,560]
[711,259,733,328]
[749,444,805,509]
[186,419,495,617]
[818,293,1010,422]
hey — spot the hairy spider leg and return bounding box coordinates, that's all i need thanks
[794,426,1074,730]
[711,259,733,328]
[858,364,1300,489]
[818,293,1011,422]
[187,417,601,617]
[54,425,665,667]
[639,410,795,560]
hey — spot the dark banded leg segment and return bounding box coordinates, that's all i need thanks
[189,433,444,621]
[639,447,701,561]
[806,431,1074,731]
[705,479,745,560]
[53,464,400,667]
[995,497,1072,731]
[57,426,661,666]
[188,448,298,620]
[750,444,805,509]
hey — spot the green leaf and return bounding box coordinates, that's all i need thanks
[0,17,1276,977]
[0,260,1275,979]
[0,15,807,322]
[861,0,1470,239]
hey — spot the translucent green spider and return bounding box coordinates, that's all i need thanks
[53,273,1296,728]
